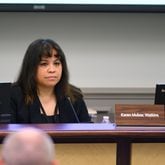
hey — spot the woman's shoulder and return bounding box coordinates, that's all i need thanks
[69,84,83,99]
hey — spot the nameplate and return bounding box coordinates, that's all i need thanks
[115,104,165,126]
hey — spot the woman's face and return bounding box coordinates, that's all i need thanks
[36,49,62,89]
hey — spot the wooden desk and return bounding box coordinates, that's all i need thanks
[0,124,165,165]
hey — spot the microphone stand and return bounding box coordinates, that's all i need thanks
[67,97,80,123]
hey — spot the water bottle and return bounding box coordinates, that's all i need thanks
[101,116,110,123]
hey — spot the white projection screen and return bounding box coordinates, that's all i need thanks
[0,1,165,88]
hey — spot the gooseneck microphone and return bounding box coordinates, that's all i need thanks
[67,97,80,123]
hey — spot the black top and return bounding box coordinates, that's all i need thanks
[10,85,91,123]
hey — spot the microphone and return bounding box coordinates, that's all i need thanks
[67,97,80,123]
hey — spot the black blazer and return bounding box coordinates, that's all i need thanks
[10,86,91,123]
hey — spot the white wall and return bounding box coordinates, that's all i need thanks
[0,12,165,88]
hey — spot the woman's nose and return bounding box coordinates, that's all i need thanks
[48,64,56,72]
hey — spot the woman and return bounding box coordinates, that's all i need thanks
[10,39,91,123]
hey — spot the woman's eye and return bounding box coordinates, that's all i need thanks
[54,61,61,66]
[40,62,48,66]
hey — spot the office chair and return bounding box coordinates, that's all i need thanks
[0,82,12,123]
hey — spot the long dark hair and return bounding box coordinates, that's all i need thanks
[15,39,70,104]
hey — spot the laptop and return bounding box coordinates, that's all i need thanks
[0,82,12,123]
[154,84,165,104]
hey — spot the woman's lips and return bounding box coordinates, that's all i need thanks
[45,76,57,80]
